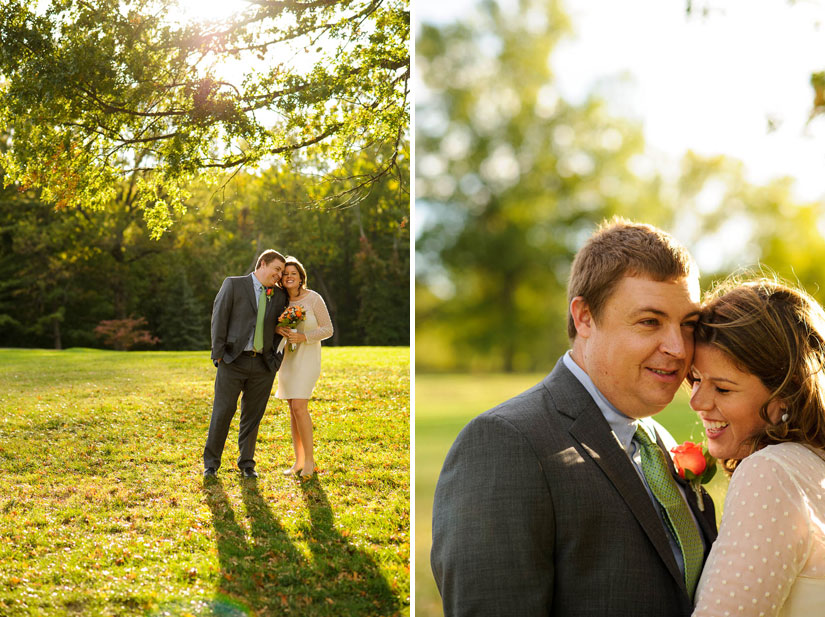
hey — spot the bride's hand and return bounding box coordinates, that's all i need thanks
[276,326,290,336]
[288,332,307,343]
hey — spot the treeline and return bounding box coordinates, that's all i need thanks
[0,151,409,350]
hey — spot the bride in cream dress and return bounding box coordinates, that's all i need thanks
[275,257,333,478]
[688,278,825,617]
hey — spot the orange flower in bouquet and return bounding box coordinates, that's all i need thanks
[277,305,306,352]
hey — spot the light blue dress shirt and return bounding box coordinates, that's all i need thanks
[562,351,701,579]
[244,272,266,352]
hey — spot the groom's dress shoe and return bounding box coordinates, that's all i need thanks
[241,468,258,479]
[203,468,217,477]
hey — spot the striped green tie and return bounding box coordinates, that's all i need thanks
[253,286,266,352]
[635,423,704,598]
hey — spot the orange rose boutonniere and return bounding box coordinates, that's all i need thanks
[671,441,716,511]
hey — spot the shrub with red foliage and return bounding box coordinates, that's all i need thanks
[94,317,160,351]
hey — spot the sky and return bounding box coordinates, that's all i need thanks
[415,0,825,203]
[170,0,318,83]
[171,0,251,24]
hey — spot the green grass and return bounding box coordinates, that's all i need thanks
[0,347,410,617]
[415,373,730,617]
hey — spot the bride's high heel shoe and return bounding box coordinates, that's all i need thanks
[300,462,316,478]
[283,464,302,476]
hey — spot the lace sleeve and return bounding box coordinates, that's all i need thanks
[693,451,812,617]
[304,291,333,343]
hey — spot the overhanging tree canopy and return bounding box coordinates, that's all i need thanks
[0,0,409,236]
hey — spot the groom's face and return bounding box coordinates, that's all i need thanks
[575,275,700,419]
[259,259,285,286]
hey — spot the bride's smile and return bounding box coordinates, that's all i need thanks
[700,418,729,438]
[689,343,783,460]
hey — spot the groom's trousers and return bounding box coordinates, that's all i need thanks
[203,353,276,471]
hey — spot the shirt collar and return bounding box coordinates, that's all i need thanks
[562,350,638,453]
[251,271,265,291]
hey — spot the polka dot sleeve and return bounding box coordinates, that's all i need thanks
[302,291,333,344]
[693,450,812,617]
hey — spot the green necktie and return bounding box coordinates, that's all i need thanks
[635,423,704,598]
[253,286,266,352]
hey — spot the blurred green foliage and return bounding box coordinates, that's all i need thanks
[415,0,825,373]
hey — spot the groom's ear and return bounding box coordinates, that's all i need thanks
[570,296,594,339]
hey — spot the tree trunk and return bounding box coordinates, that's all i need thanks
[249,232,265,273]
[312,270,339,346]
[53,317,62,350]
[501,282,515,372]
[113,279,128,320]
[353,204,366,239]
[313,210,340,345]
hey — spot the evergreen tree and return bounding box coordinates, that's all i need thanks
[155,269,208,350]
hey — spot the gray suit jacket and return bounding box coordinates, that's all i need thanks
[431,358,718,616]
[210,275,288,373]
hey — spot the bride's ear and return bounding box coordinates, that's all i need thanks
[767,398,789,425]
[570,297,593,339]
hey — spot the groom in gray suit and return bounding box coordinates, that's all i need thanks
[431,220,718,616]
[203,249,288,479]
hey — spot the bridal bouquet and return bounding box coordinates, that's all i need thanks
[277,306,306,353]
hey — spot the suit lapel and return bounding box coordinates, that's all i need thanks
[569,412,686,590]
[246,275,259,314]
[546,363,687,593]
[265,287,283,319]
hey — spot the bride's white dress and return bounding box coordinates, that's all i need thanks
[275,290,333,400]
[693,442,825,617]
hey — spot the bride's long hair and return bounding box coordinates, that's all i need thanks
[694,276,825,472]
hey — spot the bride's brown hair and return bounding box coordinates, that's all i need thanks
[693,277,825,471]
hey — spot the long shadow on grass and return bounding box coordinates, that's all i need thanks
[203,478,397,616]
[298,478,398,614]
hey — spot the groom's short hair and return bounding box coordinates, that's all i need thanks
[255,249,286,270]
[567,218,697,340]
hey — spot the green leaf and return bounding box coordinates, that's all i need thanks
[700,462,717,485]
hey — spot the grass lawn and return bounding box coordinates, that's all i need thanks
[415,372,730,617]
[0,347,410,617]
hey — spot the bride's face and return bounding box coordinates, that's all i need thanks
[282,265,302,291]
[689,344,782,460]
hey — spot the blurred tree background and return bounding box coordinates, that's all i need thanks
[0,139,410,350]
[0,0,410,351]
[416,0,825,373]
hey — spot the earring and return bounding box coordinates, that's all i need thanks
[781,411,790,423]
